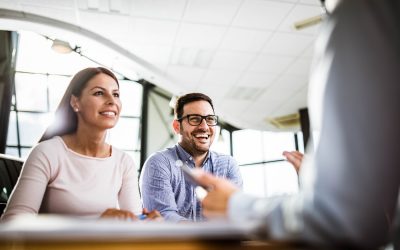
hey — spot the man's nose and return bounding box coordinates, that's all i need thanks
[197,118,209,128]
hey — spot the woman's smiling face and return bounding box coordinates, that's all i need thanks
[71,73,121,131]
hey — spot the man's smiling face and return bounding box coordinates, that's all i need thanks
[175,100,216,157]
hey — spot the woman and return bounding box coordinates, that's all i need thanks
[1,67,159,221]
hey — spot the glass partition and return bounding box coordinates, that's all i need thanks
[233,129,299,197]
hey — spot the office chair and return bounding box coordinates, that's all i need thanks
[0,154,23,216]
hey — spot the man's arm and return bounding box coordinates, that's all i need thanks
[202,1,400,248]
[226,157,243,188]
[139,155,188,222]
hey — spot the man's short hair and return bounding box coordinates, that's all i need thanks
[174,93,214,119]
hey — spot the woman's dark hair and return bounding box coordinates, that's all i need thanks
[174,93,214,119]
[39,67,118,142]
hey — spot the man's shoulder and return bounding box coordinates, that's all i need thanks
[145,145,178,165]
[209,150,234,161]
[209,151,237,167]
[151,145,177,157]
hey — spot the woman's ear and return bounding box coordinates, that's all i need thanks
[172,119,181,135]
[70,95,79,112]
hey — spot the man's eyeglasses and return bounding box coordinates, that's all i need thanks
[177,114,218,126]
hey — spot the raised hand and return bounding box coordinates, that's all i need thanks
[282,151,304,174]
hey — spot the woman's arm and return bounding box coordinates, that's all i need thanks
[1,146,51,222]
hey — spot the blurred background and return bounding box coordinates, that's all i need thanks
[0,0,326,198]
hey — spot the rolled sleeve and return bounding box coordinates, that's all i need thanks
[227,157,243,188]
[140,155,187,222]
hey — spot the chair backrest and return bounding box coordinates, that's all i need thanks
[0,154,24,216]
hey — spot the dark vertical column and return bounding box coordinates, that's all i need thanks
[139,80,154,172]
[222,123,238,157]
[0,31,18,153]
[229,130,234,156]
[299,108,311,149]
[294,133,299,151]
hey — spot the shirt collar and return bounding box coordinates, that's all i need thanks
[175,143,212,167]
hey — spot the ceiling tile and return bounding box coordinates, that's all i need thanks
[194,50,215,68]
[218,99,251,115]
[170,47,200,66]
[245,100,280,118]
[201,69,242,87]
[77,0,132,14]
[183,0,241,25]
[150,63,169,73]
[300,42,316,58]
[236,72,277,87]
[249,54,295,74]
[285,58,312,76]
[0,1,20,10]
[85,0,109,12]
[170,47,214,68]
[175,23,226,49]
[271,87,308,118]
[20,0,75,9]
[196,85,230,101]
[166,65,206,91]
[131,0,186,20]
[250,90,295,125]
[130,18,180,45]
[275,0,298,3]
[109,0,132,14]
[219,28,272,53]
[299,0,321,6]
[225,86,264,101]
[0,0,321,132]
[256,88,289,108]
[20,3,76,24]
[209,51,255,71]
[78,11,132,41]
[232,0,293,30]
[240,112,277,131]
[130,44,173,65]
[262,32,314,56]
[268,75,308,97]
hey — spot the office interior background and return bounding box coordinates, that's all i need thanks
[0,0,324,199]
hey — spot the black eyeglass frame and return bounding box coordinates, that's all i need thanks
[177,114,219,126]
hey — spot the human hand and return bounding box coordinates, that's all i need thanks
[282,151,304,174]
[100,208,138,221]
[196,172,239,219]
[141,208,163,221]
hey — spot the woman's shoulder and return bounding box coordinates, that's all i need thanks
[111,147,134,164]
[32,136,64,153]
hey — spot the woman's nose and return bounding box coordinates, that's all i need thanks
[106,93,116,104]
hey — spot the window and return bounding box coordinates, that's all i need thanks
[233,129,300,197]
[6,31,143,166]
[210,127,231,155]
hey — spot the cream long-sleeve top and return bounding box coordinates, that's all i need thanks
[1,136,142,221]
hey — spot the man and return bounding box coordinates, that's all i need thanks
[140,93,242,222]
[198,0,400,248]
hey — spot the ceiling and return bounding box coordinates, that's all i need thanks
[0,0,324,131]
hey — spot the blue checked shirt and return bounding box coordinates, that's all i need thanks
[139,144,242,222]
